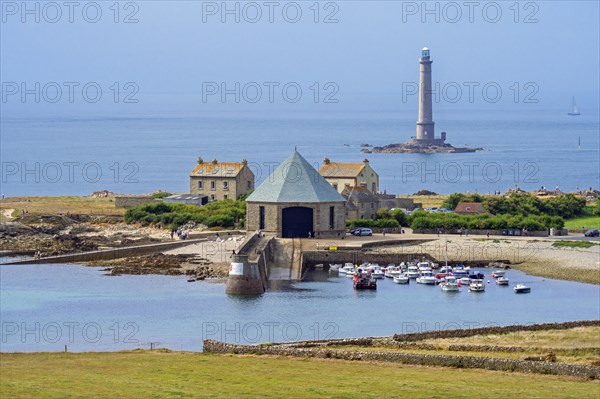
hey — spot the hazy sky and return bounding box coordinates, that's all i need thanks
[1,1,599,116]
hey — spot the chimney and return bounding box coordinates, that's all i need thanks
[197,157,204,164]
[241,159,248,166]
[212,159,218,165]
[363,158,369,164]
[323,157,330,165]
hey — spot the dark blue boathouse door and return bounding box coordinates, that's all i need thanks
[281,207,313,238]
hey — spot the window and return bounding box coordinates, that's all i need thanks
[210,194,215,201]
[371,203,374,209]
[332,184,338,191]
[223,195,228,200]
[197,181,203,189]
[210,181,216,190]
[372,182,376,193]
[223,181,228,190]
[247,180,252,189]
[329,206,335,229]
[259,206,265,230]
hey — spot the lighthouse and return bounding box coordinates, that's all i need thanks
[411,47,446,146]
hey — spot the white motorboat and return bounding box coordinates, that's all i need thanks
[416,271,437,285]
[406,265,420,279]
[329,264,341,271]
[314,264,324,270]
[393,274,410,284]
[514,284,531,293]
[496,276,509,285]
[439,266,453,275]
[469,279,485,292]
[459,277,471,286]
[417,261,432,272]
[338,264,355,275]
[440,276,460,292]
[491,270,506,278]
[371,268,385,279]
[385,266,402,278]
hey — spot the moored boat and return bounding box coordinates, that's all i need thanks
[393,274,410,284]
[491,270,506,278]
[353,272,377,290]
[440,276,460,292]
[406,265,420,279]
[416,271,437,285]
[469,279,485,292]
[514,284,531,293]
[496,276,509,285]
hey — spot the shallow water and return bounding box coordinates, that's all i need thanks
[1,264,598,352]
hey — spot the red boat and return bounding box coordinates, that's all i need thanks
[353,271,377,290]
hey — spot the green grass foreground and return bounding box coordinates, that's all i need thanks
[1,351,598,398]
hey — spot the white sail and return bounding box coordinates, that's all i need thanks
[569,97,580,115]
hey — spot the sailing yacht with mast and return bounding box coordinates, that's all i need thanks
[568,97,581,116]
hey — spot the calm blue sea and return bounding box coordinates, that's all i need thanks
[1,104,599,196]
[1,264,599,352]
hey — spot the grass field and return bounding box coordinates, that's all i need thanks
[0,196,124,222]
[426,326,600,350]
[327,327,600,366]
[1,351,598,399]
[552,240,599,249]
[565,215,600,231]
[406,195,447,209]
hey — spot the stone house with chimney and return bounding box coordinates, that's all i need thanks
[319,158,379,194]
[190,158,255,201]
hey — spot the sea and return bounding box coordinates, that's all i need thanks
[1,98,599,197]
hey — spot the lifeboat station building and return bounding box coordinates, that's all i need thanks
[245,150,346,238]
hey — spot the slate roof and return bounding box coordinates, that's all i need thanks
[342,186,378,203]
[246,151,345,203]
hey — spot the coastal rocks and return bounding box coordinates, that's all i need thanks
[363,143,482,154]
[95,254,228,278]
[413,190,438,196]
[98,253,192,275]
[185,265,228,280]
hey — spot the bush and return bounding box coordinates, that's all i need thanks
[125,199,246,229]
[409,212,563,230]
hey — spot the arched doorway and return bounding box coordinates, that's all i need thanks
[282,207,313,238]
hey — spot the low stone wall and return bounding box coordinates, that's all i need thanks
[203,339,600,379]
[114,196,159,208]
[1,239,206,265]
[392,320,600,342]
[413,228,550,237]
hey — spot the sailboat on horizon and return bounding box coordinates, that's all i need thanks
[568,97,581,116]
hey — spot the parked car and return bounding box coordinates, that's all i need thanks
[351,228,373,236]
[584,229,599,237]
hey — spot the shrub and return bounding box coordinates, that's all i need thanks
[125,199,246,229]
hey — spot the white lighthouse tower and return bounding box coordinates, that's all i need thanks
[411,47,446,146]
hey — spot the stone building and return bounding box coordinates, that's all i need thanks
[341,185,379,220]
[190,158,255,201]
[246,150,346,238]
[319,158,379,194]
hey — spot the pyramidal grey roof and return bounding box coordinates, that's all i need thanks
[246,151,345,203]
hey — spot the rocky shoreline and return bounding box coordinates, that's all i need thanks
[92,253,228,280]
[363,143,483,154]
